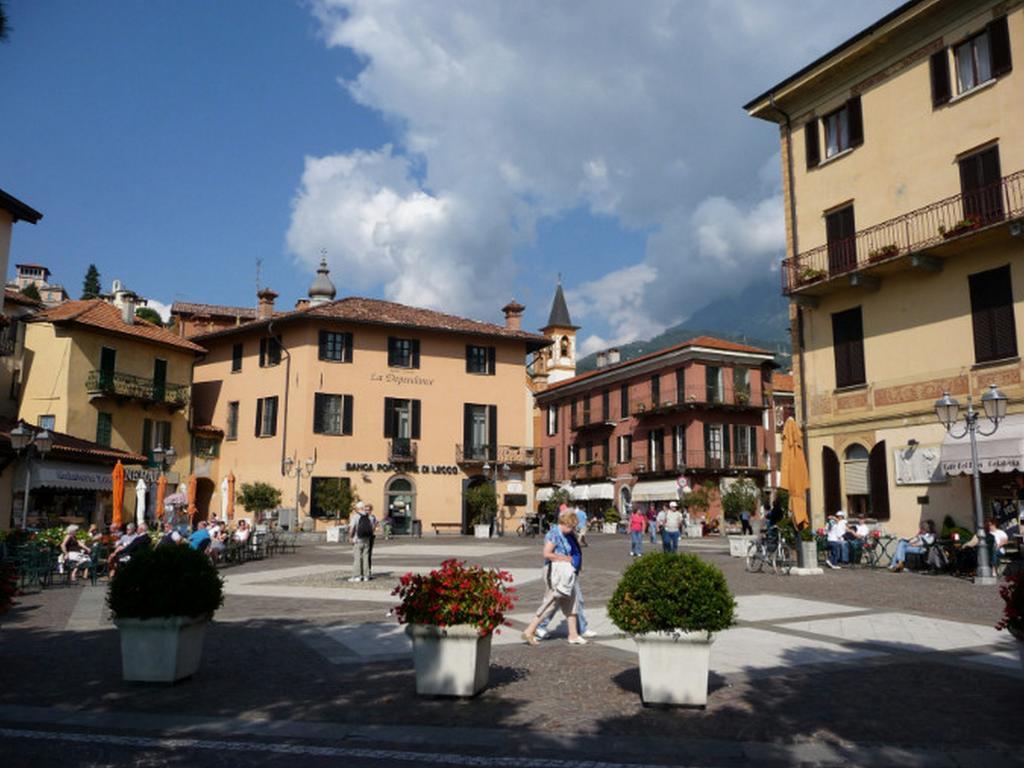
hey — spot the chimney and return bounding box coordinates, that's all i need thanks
[501,299,525,330]
[120,292,136,325]
[295,298,310,311]
[257,288,278,320]
[595,351,607,369]
[607,348,620,365]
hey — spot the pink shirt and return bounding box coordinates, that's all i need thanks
[629,512,646,532]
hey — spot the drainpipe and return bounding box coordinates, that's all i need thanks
[267,320,292,517]
[770,93,812,521]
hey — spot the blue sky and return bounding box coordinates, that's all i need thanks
[1,0,896,351]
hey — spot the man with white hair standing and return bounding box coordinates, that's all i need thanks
[348,501,376,582]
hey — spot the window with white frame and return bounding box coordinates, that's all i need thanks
[955,31,992,93]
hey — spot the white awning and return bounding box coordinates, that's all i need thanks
[631,480,680,502]
[573,482,614,500]
[32,461,113,491]
[535,487,555,502]
[940,413,1024,475]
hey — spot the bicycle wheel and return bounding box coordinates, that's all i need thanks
[745,541,765,573]
[771,542,793,575]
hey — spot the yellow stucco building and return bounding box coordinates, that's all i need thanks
[18,299,203,525]
[190,280,550,533]
[746,0,1023,535]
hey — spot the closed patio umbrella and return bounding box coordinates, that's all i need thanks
[227,472,236,521]
[111,460,125,528]
[220,476,229,519]
[187,474,198,526]
[155,474,167,520]
[779,417,810,528]
[135,478,147,529]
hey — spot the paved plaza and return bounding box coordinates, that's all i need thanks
[0,533,1021,767]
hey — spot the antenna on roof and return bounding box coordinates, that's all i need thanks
[255,258,263,292]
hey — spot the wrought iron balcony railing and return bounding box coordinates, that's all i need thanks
[631,386,761,415]
[388,438,417,463]
[783,170,1024,294]
[569,460,609,481]
[86,369,189,408]
[455,444,538,467]
[631,449,766,476]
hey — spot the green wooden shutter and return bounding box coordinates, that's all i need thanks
[411,400,421,440]
[487,405,497,461]
[930,50,951,107]
[411,340,420,368]
[142,418,153,464]
[383,397,394,438]
[343,395,353,435]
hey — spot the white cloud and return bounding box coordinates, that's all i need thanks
[144,299,172,322]
[292,0,894,338]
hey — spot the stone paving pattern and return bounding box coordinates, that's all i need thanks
[1,533,1021,766]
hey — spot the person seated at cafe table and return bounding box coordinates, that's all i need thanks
[60,524,92,583]
[961,518,1010,570]
[889,520,936,572]
[825,511,850,569]
[233,519,251,543]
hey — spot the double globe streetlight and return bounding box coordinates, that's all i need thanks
[283,455,316,527]
[934,384,1007,585]
[10,422,53,529]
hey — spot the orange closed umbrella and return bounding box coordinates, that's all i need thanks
[187,474,198,526]
[155,474,168,521]
[779,417,810,528]
[111,460,125,527]
[227,472,236,521]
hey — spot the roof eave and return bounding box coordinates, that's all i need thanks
[0,188,43,224]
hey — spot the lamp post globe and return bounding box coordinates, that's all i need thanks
[35,430,53,457]
[934,392,960,429]
[980,384,1008,424]
[10,422,30,451]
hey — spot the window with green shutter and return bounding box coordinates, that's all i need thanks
[96,412,113,447]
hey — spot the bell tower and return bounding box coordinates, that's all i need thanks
[541,279,579,384]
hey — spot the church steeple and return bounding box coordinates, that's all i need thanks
[540,277,578,384]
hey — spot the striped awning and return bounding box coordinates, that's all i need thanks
[572,482,614,501]
[535,487,555,502]
[631,480,680,502]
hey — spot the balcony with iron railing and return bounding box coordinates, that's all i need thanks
[534,465,557,485]
[631,385,762,416]
[630,449,766,476]
[85,369,190,409]
[569,459,609,481]
[783,171,1024,296]
[570,411,616,432]
[388,438,418,464]
[455,444,539,467]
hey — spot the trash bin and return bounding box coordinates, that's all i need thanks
[411,519,423,538]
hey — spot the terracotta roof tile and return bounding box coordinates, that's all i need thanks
[0,418,147,464]
[193,296,552,350]
[171,301,259,319]
[542,335,774,394]
[30,300,206,354]
[4,288,44,308]
[772,372,795,392]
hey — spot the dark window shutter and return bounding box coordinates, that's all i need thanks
[142,418,152,463]
[411,340,420,369]
[254,399,263,437]
[846,96,863,148]
[465,345,472,373]
[344,333,353,362]
[723,423,731,465]
[259,338,266,367]
[549,447,556,473]
[313,393,324,433]
[703,423,711,452]
[676,369,685,402]
[822,446,841,515]
[970,265,1017,362]
[805,118,820,169]
[318,331,328,360]
[930,50,951,107]
[383,397,394,438]
[387,337,396,367]
[268,398,277,437]
[751,426,758,463]
[411,399,421,440]
[488,405,498,461]
[343,395,353,435]
[832,307,865,387]
[988,16,1012,78]
[868,441,890,520]
[487,346,496,375]
[463,404,473,454]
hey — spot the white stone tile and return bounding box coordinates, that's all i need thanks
[734,594,864,622]
[779,612,1005,652]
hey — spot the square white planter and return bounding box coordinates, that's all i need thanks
[115,614,210,682]
[634,630,714,707]
[728,535,756,557]
[685,523,703,538]
[326,526,344,543]
[602,523,618,534]
[473,524,491,539]
[408,623,492,697]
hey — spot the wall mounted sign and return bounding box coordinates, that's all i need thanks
[370,373,435,387]
[345,462,460,475]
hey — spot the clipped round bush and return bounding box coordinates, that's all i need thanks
[108,546,224,620]
[607,552,735,635]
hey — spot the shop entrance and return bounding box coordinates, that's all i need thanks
[385,475,417,535]
[195,478,216,521]
[461,475,491,535]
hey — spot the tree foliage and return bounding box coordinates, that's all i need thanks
[19,283,40,302]
[81,264,101,299]
[544,486,572,517]
[134,306,162,326]
[237,481,281,521]
[107,545,223,619]
[314,478,358,519]
[720,478,760,521]
[682,483,714,515]
[0,1,9,42]
[465,482,498,525]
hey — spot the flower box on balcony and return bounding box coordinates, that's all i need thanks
[796,267,826,286]
[867,243,899,263]
[939,217,981,239]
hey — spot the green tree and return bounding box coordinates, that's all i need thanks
[720,478,760,522]
[682,483,714,517]
[544,486,572,518]
[237,481,281,523]
[465,482,498,525]
[135,306,162,325]
[81,264,101,299]
[313,478,358,519]
[0,1,9,42]
[19,283,40,302]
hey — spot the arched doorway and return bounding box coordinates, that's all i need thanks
[844,444,870,516]
[619,485,632,516]
[385,475,416,536]
[195,477,216,522]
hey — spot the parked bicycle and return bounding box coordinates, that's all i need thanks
[745,527,793,575]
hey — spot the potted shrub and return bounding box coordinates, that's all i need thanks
[796,525,819,569]
[392,559,516,696]
[108,546,224,682]
[721,479,759,556]
[465,483,498,538]
[796,266,826,286]
[995,573,1023,670]
[608,553,735,706]
[602,507,620,534]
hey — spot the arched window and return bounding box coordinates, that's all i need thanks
[844,443,870,516]
[560,335,570,357]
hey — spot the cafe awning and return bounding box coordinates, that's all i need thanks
[535,487,555,502]
[32,461,114,491]
[571,482,613,501]
[940,413,1024,475]
[631,480,680,502]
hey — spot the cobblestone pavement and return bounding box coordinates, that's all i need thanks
[1,533,1021,767]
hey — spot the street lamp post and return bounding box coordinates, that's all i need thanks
[934,384,1007,586]
[10,421,53,529]
[283,455,316,527]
